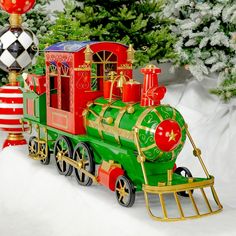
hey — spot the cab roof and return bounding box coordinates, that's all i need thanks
[45,41,128,52]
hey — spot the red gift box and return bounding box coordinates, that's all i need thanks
[26,74,46,95]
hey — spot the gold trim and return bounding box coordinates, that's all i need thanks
[133,128,148,185]
[137,125,156,134]
[127,105,135,114]
[88,102,138,142]
[185,123,210,178]
[65,156,97,183]
[146,206,222,222]
[97,104,110,139]
[114,107,126,144]
[188,177,194,183]
[158,182,166,187]
[87,107,113,125]
[9,14,22,27]
[8,71,19,85]
[94,102,122,110]
[167,169,173,185]
[188,190,200,215]
[171,150,175,160]
[143,177,214,194]
[28,125,49,162]
[173,192,185,219]
[200,188,212,212]
[159,194,168,219]
[193,148,202,157]
[7,133,24,141]
[179,141,184,146]
[141,143,156,152]
[140,145,164,162]
[82,109,88,131]
[91,50,118,83]
[105,117,113,125]
[100,160,121,172]
[135,107,154,128]
[74,64,91,71]
[143,178,223,221]
[95,51,103,62]
[106,52,113,62]
[84,45,93,64]
[44,127,49,159]
[127,44,135,64]
[87,120,134,140]
[117,64,133,70]
[152,109,164,122]
[155,151,164,160]
[108,72,129,102]
[87,108,100,119]
[91,61,118,65]
[21,119,32,134]
[211,186,222,208]
[172,108,177,120]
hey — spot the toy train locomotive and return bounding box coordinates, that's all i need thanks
[21,41,222,221]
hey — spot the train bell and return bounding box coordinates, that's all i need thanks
[103,71,121,100]
[117,71,126,89]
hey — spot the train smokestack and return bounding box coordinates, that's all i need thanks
[140,65,166,107]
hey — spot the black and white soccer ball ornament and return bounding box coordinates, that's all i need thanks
[0,27,39,72]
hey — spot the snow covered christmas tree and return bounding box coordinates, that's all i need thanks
[164,0,236,100]
[38,0,176,67]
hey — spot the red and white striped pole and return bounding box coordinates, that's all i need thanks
[0,73,28,148]
[0,1,37,148]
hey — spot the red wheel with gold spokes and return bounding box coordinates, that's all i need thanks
[115,175,135,207]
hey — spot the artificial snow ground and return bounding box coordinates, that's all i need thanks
[0,78,236,236]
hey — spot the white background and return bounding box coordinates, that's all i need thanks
[0,78,236,236]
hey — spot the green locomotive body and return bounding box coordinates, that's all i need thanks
[21,41,222,221]
[84,97,189,190]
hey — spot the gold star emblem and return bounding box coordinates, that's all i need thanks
[168,130,177,142]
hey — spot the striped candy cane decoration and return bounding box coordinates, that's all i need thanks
[0,84,28,148]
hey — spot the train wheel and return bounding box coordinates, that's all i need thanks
[39,142,50,165]
[73,142,95,186]
[28,136,38,156]
[115,175,135,207]
[54,136,73,176]
[174,167,193,197]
